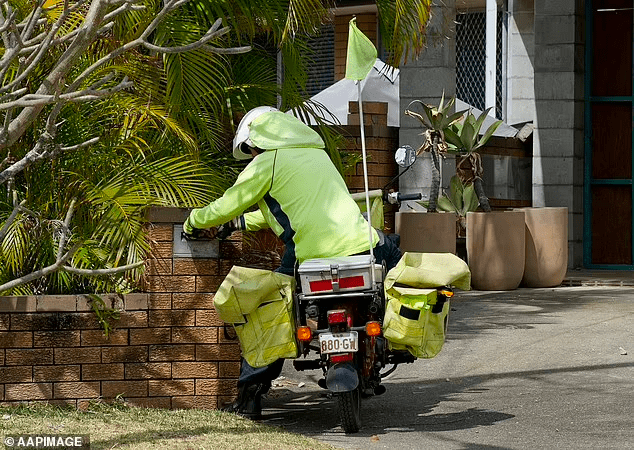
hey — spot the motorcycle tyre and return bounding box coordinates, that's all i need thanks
[337,387,361,433]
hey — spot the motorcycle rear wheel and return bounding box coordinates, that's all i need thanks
[337,387,361,433]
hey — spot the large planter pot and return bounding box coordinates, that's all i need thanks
[466,210,526,290]
[395,211,456,254]
[519,207,568,288]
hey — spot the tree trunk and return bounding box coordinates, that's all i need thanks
[428,133,441,213]
[474,177,491,212]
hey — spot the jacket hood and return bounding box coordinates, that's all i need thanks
[249,111,325,150]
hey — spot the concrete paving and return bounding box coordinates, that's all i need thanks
[261,283,634,450]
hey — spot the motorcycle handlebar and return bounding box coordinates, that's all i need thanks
[397,193,423,202]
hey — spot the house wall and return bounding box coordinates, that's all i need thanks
[533,0,585,267]
[506,0,535,126]
[398,0,458,208]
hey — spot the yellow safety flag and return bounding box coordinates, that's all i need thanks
[345,17,377,80]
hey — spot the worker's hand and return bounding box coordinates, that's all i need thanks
[216,220,238,240]
[182,217,203,240]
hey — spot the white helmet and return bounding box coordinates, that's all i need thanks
[232,106,279,160]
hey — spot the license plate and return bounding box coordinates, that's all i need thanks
[319,332,358,354]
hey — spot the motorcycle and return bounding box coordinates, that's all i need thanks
[290,145,454,433]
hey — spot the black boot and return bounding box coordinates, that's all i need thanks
[222,383,267,419]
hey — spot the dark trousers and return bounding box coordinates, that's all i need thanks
[237,233,402,386]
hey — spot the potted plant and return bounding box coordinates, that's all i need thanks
[443,108,527,291]
[395,94,466,254]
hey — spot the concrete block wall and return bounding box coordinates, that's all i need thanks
[533,0,584,267]
[507,0,536,126]
[398,0,457,212]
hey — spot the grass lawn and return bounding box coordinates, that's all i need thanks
[0,401,335,450]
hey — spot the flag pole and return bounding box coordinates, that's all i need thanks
[345,16,378,289]
[357,81,376,289]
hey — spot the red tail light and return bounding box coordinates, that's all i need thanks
[330,353,354,363]
[327,310,347,324]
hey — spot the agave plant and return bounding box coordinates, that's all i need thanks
[418,175,479,237]
[404,93,467,212]
[444,108,502,212]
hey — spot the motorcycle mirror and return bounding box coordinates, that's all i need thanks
[395,145,416,168]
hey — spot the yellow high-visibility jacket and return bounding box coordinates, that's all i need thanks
[185,111,378,263]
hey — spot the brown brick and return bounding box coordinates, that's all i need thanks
[0,331,32,348]
[76,296,93,312]
[0,296,36,312]
[34,331,80,347]
[10,312,99,331]
[148,379,194,397]
[147,223,173,241]
[149,241,173,259]
[54,381,100,399]
[173,293,215,310]
[98,294,125,310]
[147,294,171,309]
[149,310,195,327]
[195,276,224,293]
[172,327,218,344]
[102,346,147,363]
[146,258,173,276]
[0,349,4,366]
[125,362,171,380]
[126,397,171,408]
[149,344,195,362]
[195,379,237,397]
[173,259,219,276]
[130,327,170,345]
[5,349,53,365]
[171,396,217,410]
[218,361,240,378]
[37,295,77,312]
[145,275,195,293]
[0,366,32,383]
[116,311,148,328]
[34,365,80,382]
[5,383,52,400]
[81,329,128,346]
[82,363,124,381]
[102,380,148,398]
[172,362,218,379]
[124,294,149,311]
[195,310,223,327]
[55,347,100,364]
[196,344,240,361]
[0,313,8,330]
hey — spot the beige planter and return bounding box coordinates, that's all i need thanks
[519,207,568,288]
[466,210,526,290]
[395,211,456,254]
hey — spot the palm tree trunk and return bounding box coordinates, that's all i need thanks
[428,133,441,212]
[474,178,491,212]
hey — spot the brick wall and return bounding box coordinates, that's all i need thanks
[0,208,283,409]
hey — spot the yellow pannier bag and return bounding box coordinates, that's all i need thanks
[383,287,450,358]
[214,266,298,368]
[382,252,471,359]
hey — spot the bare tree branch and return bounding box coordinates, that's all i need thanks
[63,260,144,275]
[0,198,25,242]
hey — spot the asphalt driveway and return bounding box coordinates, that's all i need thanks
[261,286,634,450]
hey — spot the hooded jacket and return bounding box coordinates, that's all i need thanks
[185,111,379,264]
